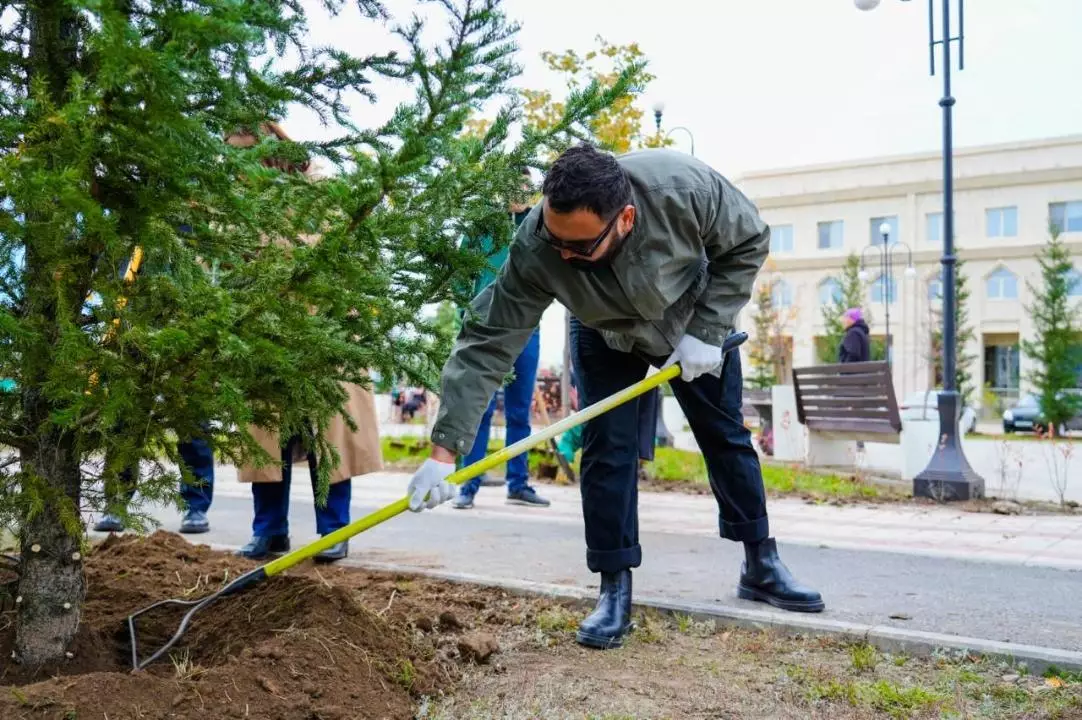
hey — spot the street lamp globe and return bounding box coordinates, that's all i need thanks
[858,269,870,283]
[904,265,918,278]
[879,221,892,237]
[854,0,881,10]
[651,101,666,115]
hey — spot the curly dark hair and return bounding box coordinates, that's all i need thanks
[542,143,631,218]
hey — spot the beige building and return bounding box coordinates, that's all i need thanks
[736,135,1082,415]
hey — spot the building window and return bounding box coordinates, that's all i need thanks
[928,276,943,302]
[1050,201,1082,234]
[870,216,899,246]
[986,268,1018,300]
[817,220,844,250]
[818,278,842,306]
[770,224,794,253]
[926,212,943,244]
[772,279,793,308]
[1066,268,1082,298]
[986,206,1018,238]
[870,274,896,304]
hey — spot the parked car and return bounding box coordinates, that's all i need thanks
[1003,391,1082,435]
[1002,394,1039,433]
[898,390,977,434]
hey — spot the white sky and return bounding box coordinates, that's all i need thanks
[286,0,1082,370]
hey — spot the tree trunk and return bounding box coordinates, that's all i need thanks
[14,444,86,667]
[13,0,86,668]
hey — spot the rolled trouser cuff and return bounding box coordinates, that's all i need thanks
[587,544,643,574]
[720,514,769,543]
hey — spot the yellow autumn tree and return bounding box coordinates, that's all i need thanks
[522,36,669,154]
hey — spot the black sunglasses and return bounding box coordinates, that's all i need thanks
[534,207,621,258]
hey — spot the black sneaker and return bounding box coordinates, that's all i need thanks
[506,486,550,507]
[314,540,348,563]
[236,534,290,560]
[93,514,125,533]
[179,509,210,534]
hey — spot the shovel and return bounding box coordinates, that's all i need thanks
[125,331,748,670]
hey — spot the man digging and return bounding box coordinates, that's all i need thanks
[406,144,824,649]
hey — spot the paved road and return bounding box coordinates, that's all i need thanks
[104,470,1082,654]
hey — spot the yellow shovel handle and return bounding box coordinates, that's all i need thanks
[263,363,681,576]
[87,247,145,390]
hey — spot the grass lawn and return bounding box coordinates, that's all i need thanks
[380,437,894,502]
[642,446,892,501]
[381,436,555,483]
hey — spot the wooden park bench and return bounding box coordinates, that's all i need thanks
[791,361,902,467]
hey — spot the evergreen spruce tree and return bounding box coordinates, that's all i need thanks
[0,0,639,665]
[747,280,779,389]
[817,253,867,362]
[1022,229,1082,431]
[929,260,978,406]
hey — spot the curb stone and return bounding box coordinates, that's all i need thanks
[335,559,1082,675]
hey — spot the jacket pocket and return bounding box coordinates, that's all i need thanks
[654,253,710,348]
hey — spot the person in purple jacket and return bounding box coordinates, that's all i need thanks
[838,308,870,364]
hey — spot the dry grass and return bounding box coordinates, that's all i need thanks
[421,612,1082,720]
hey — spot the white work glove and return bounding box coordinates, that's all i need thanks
[663,334,723,382]
[407,459,457,512]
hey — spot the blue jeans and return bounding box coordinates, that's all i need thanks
[251,435,351,537]
[460,330,541,496]
[570,318,768,573]
[115,436,214,514]
[177,437,214,513]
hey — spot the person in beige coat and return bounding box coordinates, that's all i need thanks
[227,123,383,562]
[237,382,382,562]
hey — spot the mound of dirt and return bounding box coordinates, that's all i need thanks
[0,531,464,719]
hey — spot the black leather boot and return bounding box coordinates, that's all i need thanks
[738,538,824,613]
[576,569,633,649]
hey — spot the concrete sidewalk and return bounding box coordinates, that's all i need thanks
[206,468,1082,570]
[101,466,1082,661]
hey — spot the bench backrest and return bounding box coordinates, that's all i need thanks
[791,361,902,435]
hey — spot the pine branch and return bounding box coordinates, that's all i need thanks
[0,0,636,608]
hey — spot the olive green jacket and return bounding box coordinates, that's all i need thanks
[431,149,769,454]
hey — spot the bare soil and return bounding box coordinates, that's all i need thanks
[1,534,1079,719]
[0,531,466,719]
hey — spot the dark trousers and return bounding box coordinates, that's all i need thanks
[112,436,215,514]
[250,435,351,537]
[570,364,658,462]
[636,387,661,463]
[570,318,769,573]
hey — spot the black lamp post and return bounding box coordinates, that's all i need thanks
[651,102,696,156]
[858,223,916,369]
[857,0,984,500]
